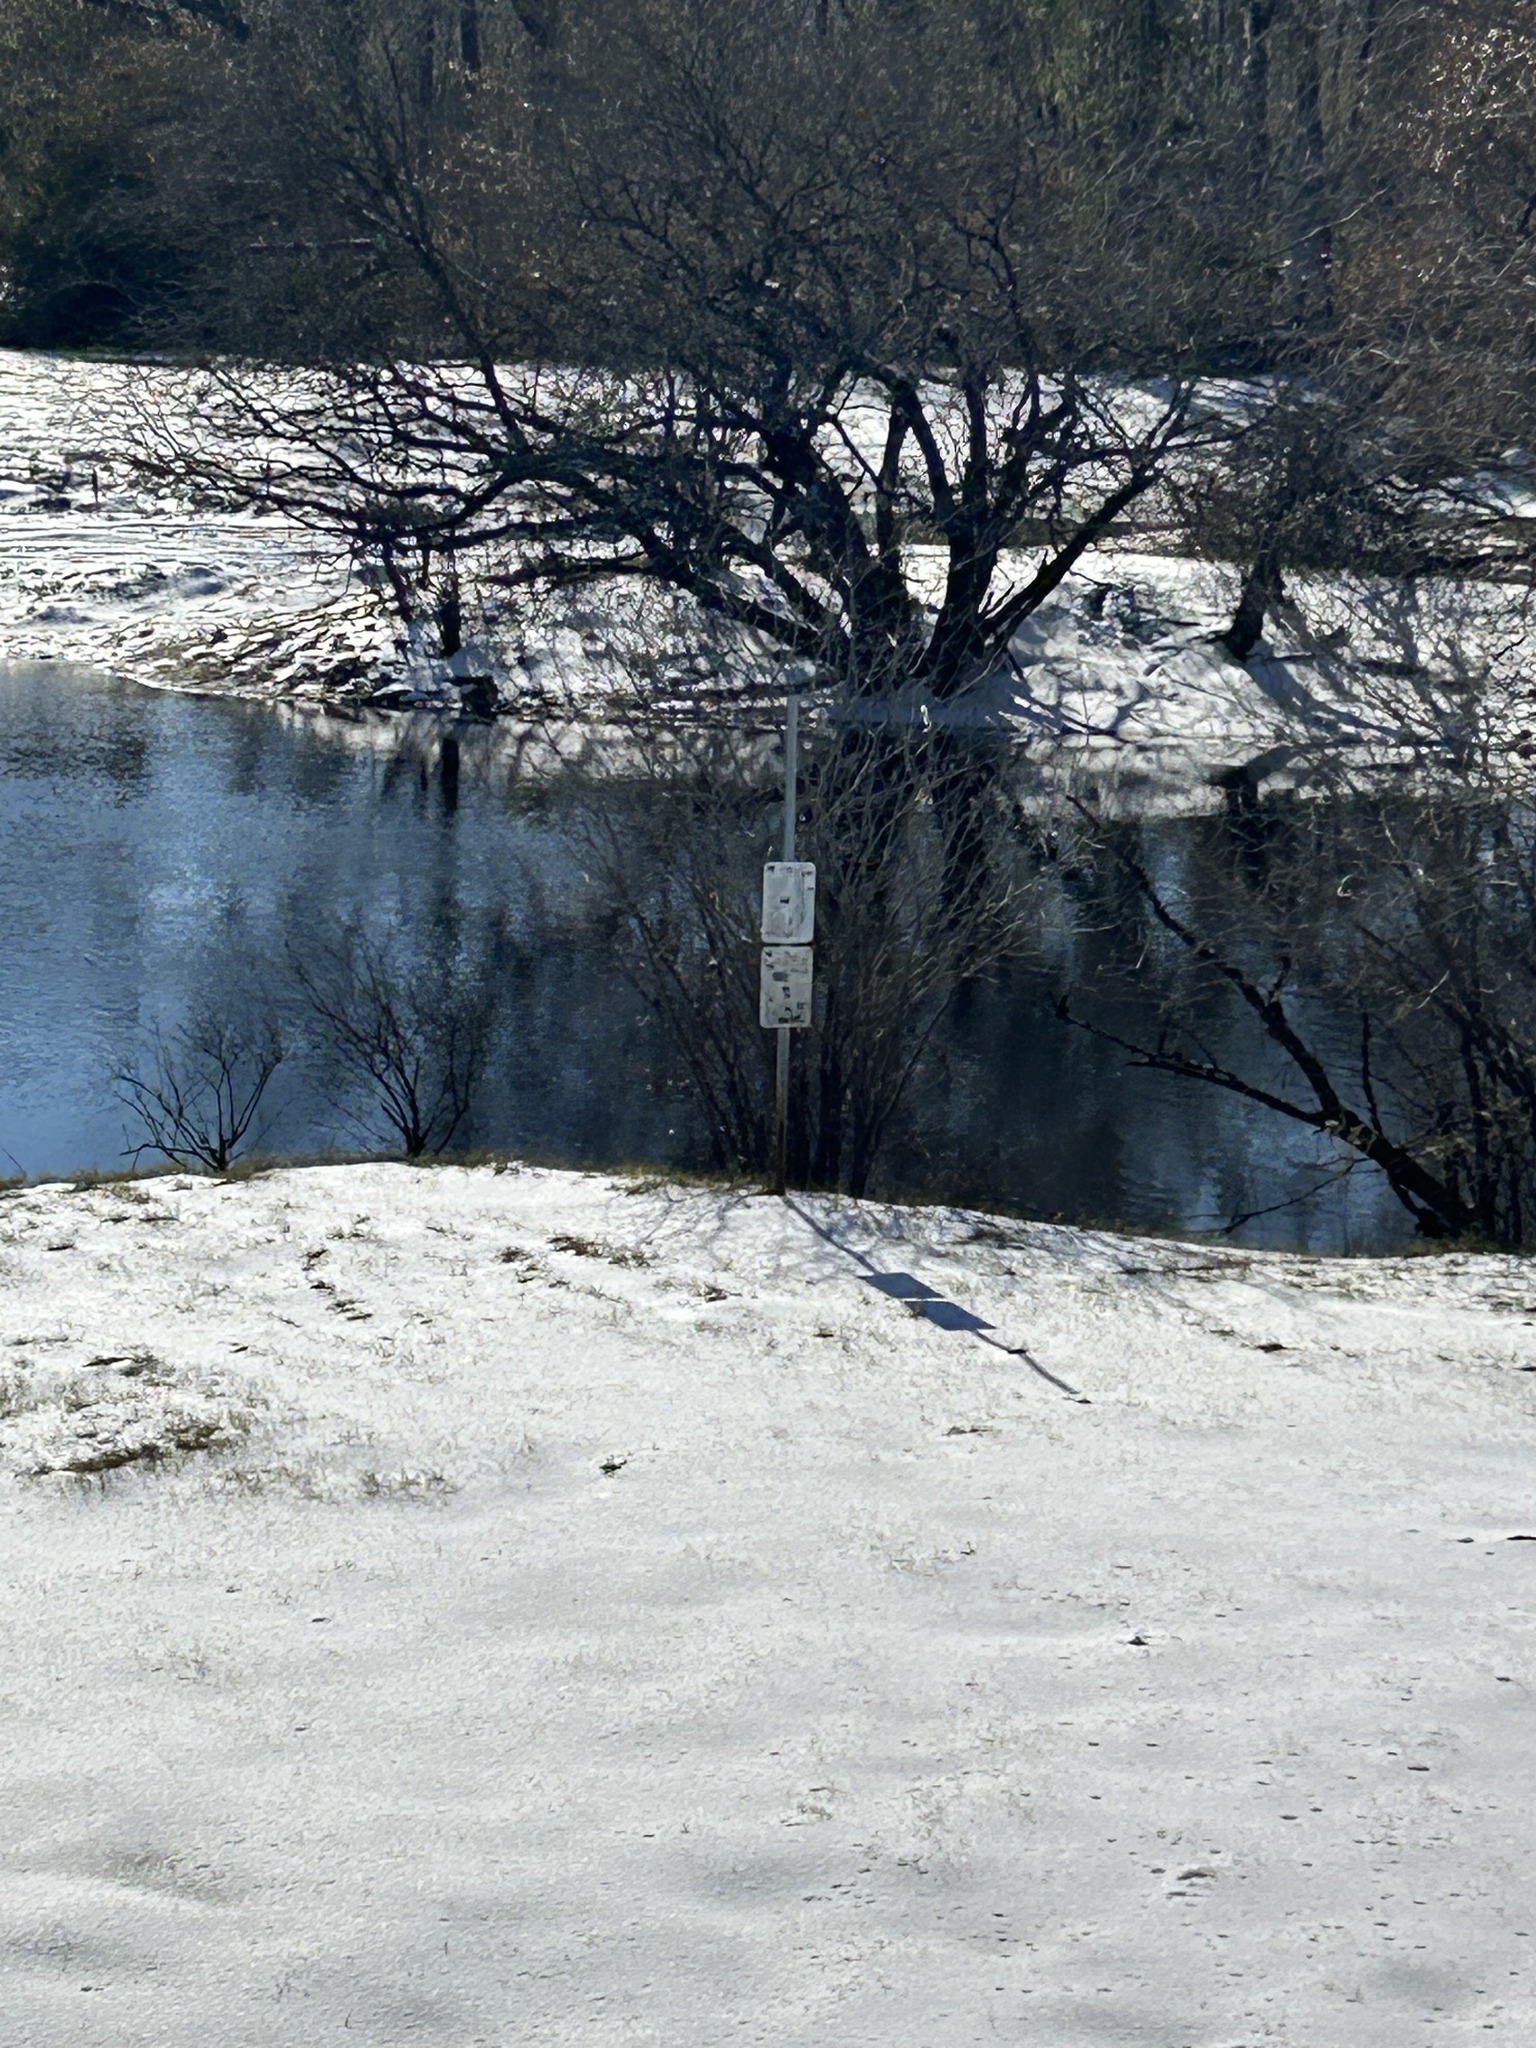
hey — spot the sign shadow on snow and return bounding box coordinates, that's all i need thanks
[861,1271,995,1335]
[780,1197,1088,1402]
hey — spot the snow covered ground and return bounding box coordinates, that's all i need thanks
[0,352,398,700]
[2,1159,1533,2045]
[8,348,1530,796]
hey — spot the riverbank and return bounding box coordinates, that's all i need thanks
[2,1159,1532,2044]
[8,349,1524,803]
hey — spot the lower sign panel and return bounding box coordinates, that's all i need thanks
[760,945,813,1028]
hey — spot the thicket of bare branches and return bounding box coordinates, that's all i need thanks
[1056,747,1536,1245]
[290,915,505,1158]
[568,702,1039,1194]
[107,912,509,1173]
[62,1,1528,706]
[112,8,1238,702]
[112,1008,286,1172]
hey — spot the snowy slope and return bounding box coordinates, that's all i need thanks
[0,352,395,697]
[1,1160,1532,2045]
[10,350,1532,792]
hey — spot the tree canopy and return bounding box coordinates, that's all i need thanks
[8,3,1536,690]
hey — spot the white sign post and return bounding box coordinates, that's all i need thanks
[764,695,813,1194]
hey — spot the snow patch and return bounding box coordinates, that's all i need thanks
[0,1161,1532,2043]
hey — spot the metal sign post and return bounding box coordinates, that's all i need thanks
[761,693,814,1195]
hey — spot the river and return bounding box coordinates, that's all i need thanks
[0,662,1412,1250]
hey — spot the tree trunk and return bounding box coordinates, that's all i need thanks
[434,567,463,656]
[515,4,557,50]
[417,5,436,111]
[1243,0,1275,201]
[1289,0,1333,325]
[1222,546,1285,659]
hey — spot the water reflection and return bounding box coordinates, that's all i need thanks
[0,663,1411,1248]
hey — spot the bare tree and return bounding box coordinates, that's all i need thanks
[120,0,1257,694]
[1056,733,1536,1246]
[113,1010,286,1172]
[566,689,1039,1195]
[291,916,503,1157]
[76,0,1533,726]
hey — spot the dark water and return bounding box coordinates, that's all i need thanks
[0,663,1410,1250]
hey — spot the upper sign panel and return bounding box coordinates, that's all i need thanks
[761,861,816,944]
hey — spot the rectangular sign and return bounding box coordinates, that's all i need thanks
[761,862,816,945]
[760,945,814,1029]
